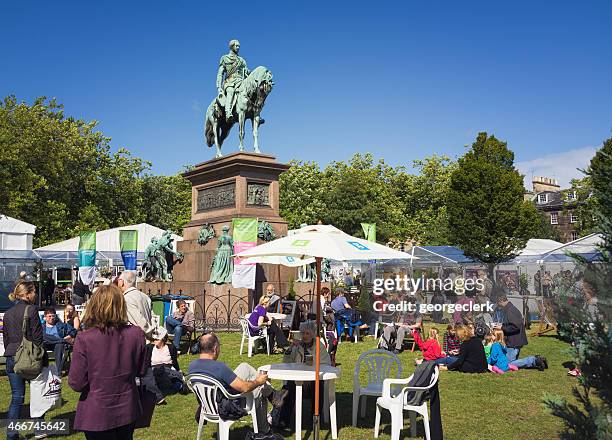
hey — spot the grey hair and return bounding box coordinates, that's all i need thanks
[120,270,136,287]
[229,39,240,49]
[299,320,317,335]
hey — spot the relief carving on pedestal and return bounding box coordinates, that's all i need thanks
[247,183,270,206]
[197,182,236,212]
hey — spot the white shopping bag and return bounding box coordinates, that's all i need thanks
[30,365,62,417]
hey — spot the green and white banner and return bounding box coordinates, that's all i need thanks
[119,229,138,271]
[232,218,259,289]
[361,223,376,242]
[78,231,97,285]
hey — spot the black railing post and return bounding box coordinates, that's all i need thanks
[227,288,231,332]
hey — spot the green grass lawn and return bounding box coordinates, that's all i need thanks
[1,332,575,440]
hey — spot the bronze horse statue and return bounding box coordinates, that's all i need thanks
[204,66,274,158]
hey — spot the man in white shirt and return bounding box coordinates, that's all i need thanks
[118,271,156,340]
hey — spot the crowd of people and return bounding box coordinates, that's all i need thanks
[3,271,572,440]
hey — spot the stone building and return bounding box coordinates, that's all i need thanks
[526,176,581,243]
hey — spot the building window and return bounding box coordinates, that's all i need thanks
[550,212,558,225]
[571,231,579,241]
[570,212,578,223]
[566,191,577,201]
[537,193,548,204]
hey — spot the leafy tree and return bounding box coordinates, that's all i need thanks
[544,138,612,439]
[0,96,149,246]
[400,155,456,245]
[141,173,192,233]
[531,211,562,241]
[562,175,597,237]
[321,153,405,243]
[279,160,326,229]
[279,153,456,245]
[447,132,540,276]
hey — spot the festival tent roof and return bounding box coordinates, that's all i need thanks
[36,223,182,255]
[509,238,564,263]
[379,245,475,267]
[539,233,603,262]
[0,215,36,235]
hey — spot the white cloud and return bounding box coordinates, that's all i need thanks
[516,146,597,190]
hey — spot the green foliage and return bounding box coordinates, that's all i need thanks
[0,95,193,246]
[532,211,562,241]
[447,132,540,266]
[562,176,597,236]
[141,173,192,233]
[279,153,456,244]
[0,96,150,246]
[544,137,612,439]
[287,277,296,300]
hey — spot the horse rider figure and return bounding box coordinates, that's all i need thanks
[216,39,249,123]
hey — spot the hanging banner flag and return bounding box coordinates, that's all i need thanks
[119,229,138,271]
[78,231,97,286]
[232,218,258,289]
[361,223,377,242]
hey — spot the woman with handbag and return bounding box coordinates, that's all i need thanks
[2,281,46,440]
[68,284,146,440]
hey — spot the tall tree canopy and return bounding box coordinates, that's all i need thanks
[279,153,456,244]
[0,96,190,246]
[446,132,539,269]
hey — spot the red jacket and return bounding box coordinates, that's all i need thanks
[413,330,444,360]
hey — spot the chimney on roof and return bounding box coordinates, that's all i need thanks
[532,176,560,193]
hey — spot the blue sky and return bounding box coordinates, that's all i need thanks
[1,1,610,187]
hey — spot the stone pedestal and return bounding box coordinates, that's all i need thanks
[140,152,306,327]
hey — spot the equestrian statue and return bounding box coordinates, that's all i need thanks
[204,39,274,158]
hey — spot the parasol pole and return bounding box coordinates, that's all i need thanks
[313,256,322,440]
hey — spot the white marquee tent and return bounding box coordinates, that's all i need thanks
[35,223,183,266]
[0,215,36,251]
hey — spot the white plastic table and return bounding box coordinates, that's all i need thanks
[259,363,340,440]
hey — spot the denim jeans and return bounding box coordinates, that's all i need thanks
[507,347,537,369]
[43,334,67,373]
[433,356,459,365]
[165,316,183,349]
[6,356,25,440]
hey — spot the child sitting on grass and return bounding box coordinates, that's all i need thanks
[488,329,519,374]
[413,327,444,364]
[484,333,494,362]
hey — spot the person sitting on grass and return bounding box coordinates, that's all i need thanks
[64,303,81,331]
[487,329,519,374]
[413,327,445,364]
[142,327,186,405]
[248,295,290,353]
[430,324,461,366]
[444,324,488,373]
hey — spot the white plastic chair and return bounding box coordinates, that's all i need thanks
[186,373,258,440]
[353,349,402,427]
[374,366,440,440]
[239,316,269,358]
